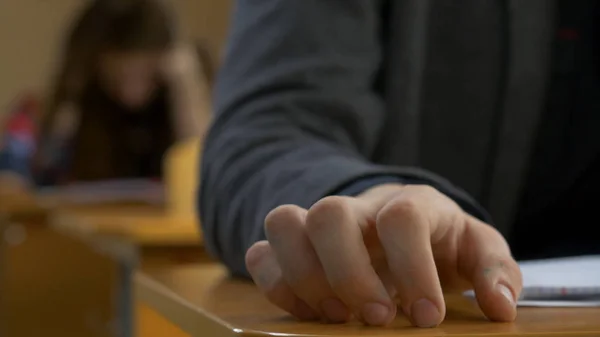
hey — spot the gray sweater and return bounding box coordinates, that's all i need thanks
[200,0,580,276]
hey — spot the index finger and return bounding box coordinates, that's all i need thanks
[458,216,522,322]
[375,185,449,328]
[305,196,397,326]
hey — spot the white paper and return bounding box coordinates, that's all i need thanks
[518,298,600,308]
[519,255,600,291]
[464,255,600,307]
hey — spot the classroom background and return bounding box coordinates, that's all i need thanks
[1,1,599,337]
[0,1,232,336]
[0,0,230,128]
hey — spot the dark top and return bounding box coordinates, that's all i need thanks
[511,0,600,260]
[65,79,174,183]
[338,0,600,261]
[200,0,599,277]
[0,78,175,186]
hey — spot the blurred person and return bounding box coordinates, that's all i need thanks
[0,0,212,188]
[201,0,599,329]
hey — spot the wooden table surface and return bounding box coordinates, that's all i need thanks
[0,194,124,337]
[1,188,201,247]
[0,192,200,245]
[0,192,47,219]
[49,205,202,246]
[1,191,203,337]
[46,203,205,337]
[135,262,600,337]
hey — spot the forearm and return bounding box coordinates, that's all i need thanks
[166,52,213,141]
[200,117,399,276]
[199,0,489,277]
[201,116,490,277]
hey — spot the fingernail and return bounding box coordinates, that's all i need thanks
[361,302,390,326]
[497,284,516,307]
[320,298,350,323]
[411,299,441,328]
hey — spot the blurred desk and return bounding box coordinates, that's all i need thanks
[51,206,201,246]
[50,205,204,269]
[49,206,204,337]
[135,262,600,337]
[0,191,47,221]
[0,194,128,337]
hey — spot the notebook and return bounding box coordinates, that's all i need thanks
[464,255,600,307]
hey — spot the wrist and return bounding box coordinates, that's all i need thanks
[168,69,203,92]
[163,45,202,84]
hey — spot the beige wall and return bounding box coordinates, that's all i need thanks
[0,0,232,127]
[0,0,84,120]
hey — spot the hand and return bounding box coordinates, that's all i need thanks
[245,184,522,327]
[162,44,201,83]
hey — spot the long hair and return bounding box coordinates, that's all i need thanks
[37,0,177,181]
[44,0,176,124]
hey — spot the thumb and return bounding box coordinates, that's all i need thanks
[460,217,523,322]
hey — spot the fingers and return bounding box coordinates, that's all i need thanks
[305,197,396,326]
[253,183,522,328]
[458,217,522,322]
[264,204,351,323]
[245,240,318,320]
[375,186,447,328]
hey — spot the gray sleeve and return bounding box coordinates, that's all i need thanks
[199,0,490,277]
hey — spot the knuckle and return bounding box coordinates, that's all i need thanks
[383,196,421,219]
[245,240,271,272]
[305,196,350,233]
[376,197,422,231]
[264,205,303,236]
[495,255,520,274]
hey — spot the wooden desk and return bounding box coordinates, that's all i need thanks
[49,206,204,337]
[0,192,48,222]
[0,196,122,337]
[50,205,204,269]
[135,262,600,337]
[51,206,202,246]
